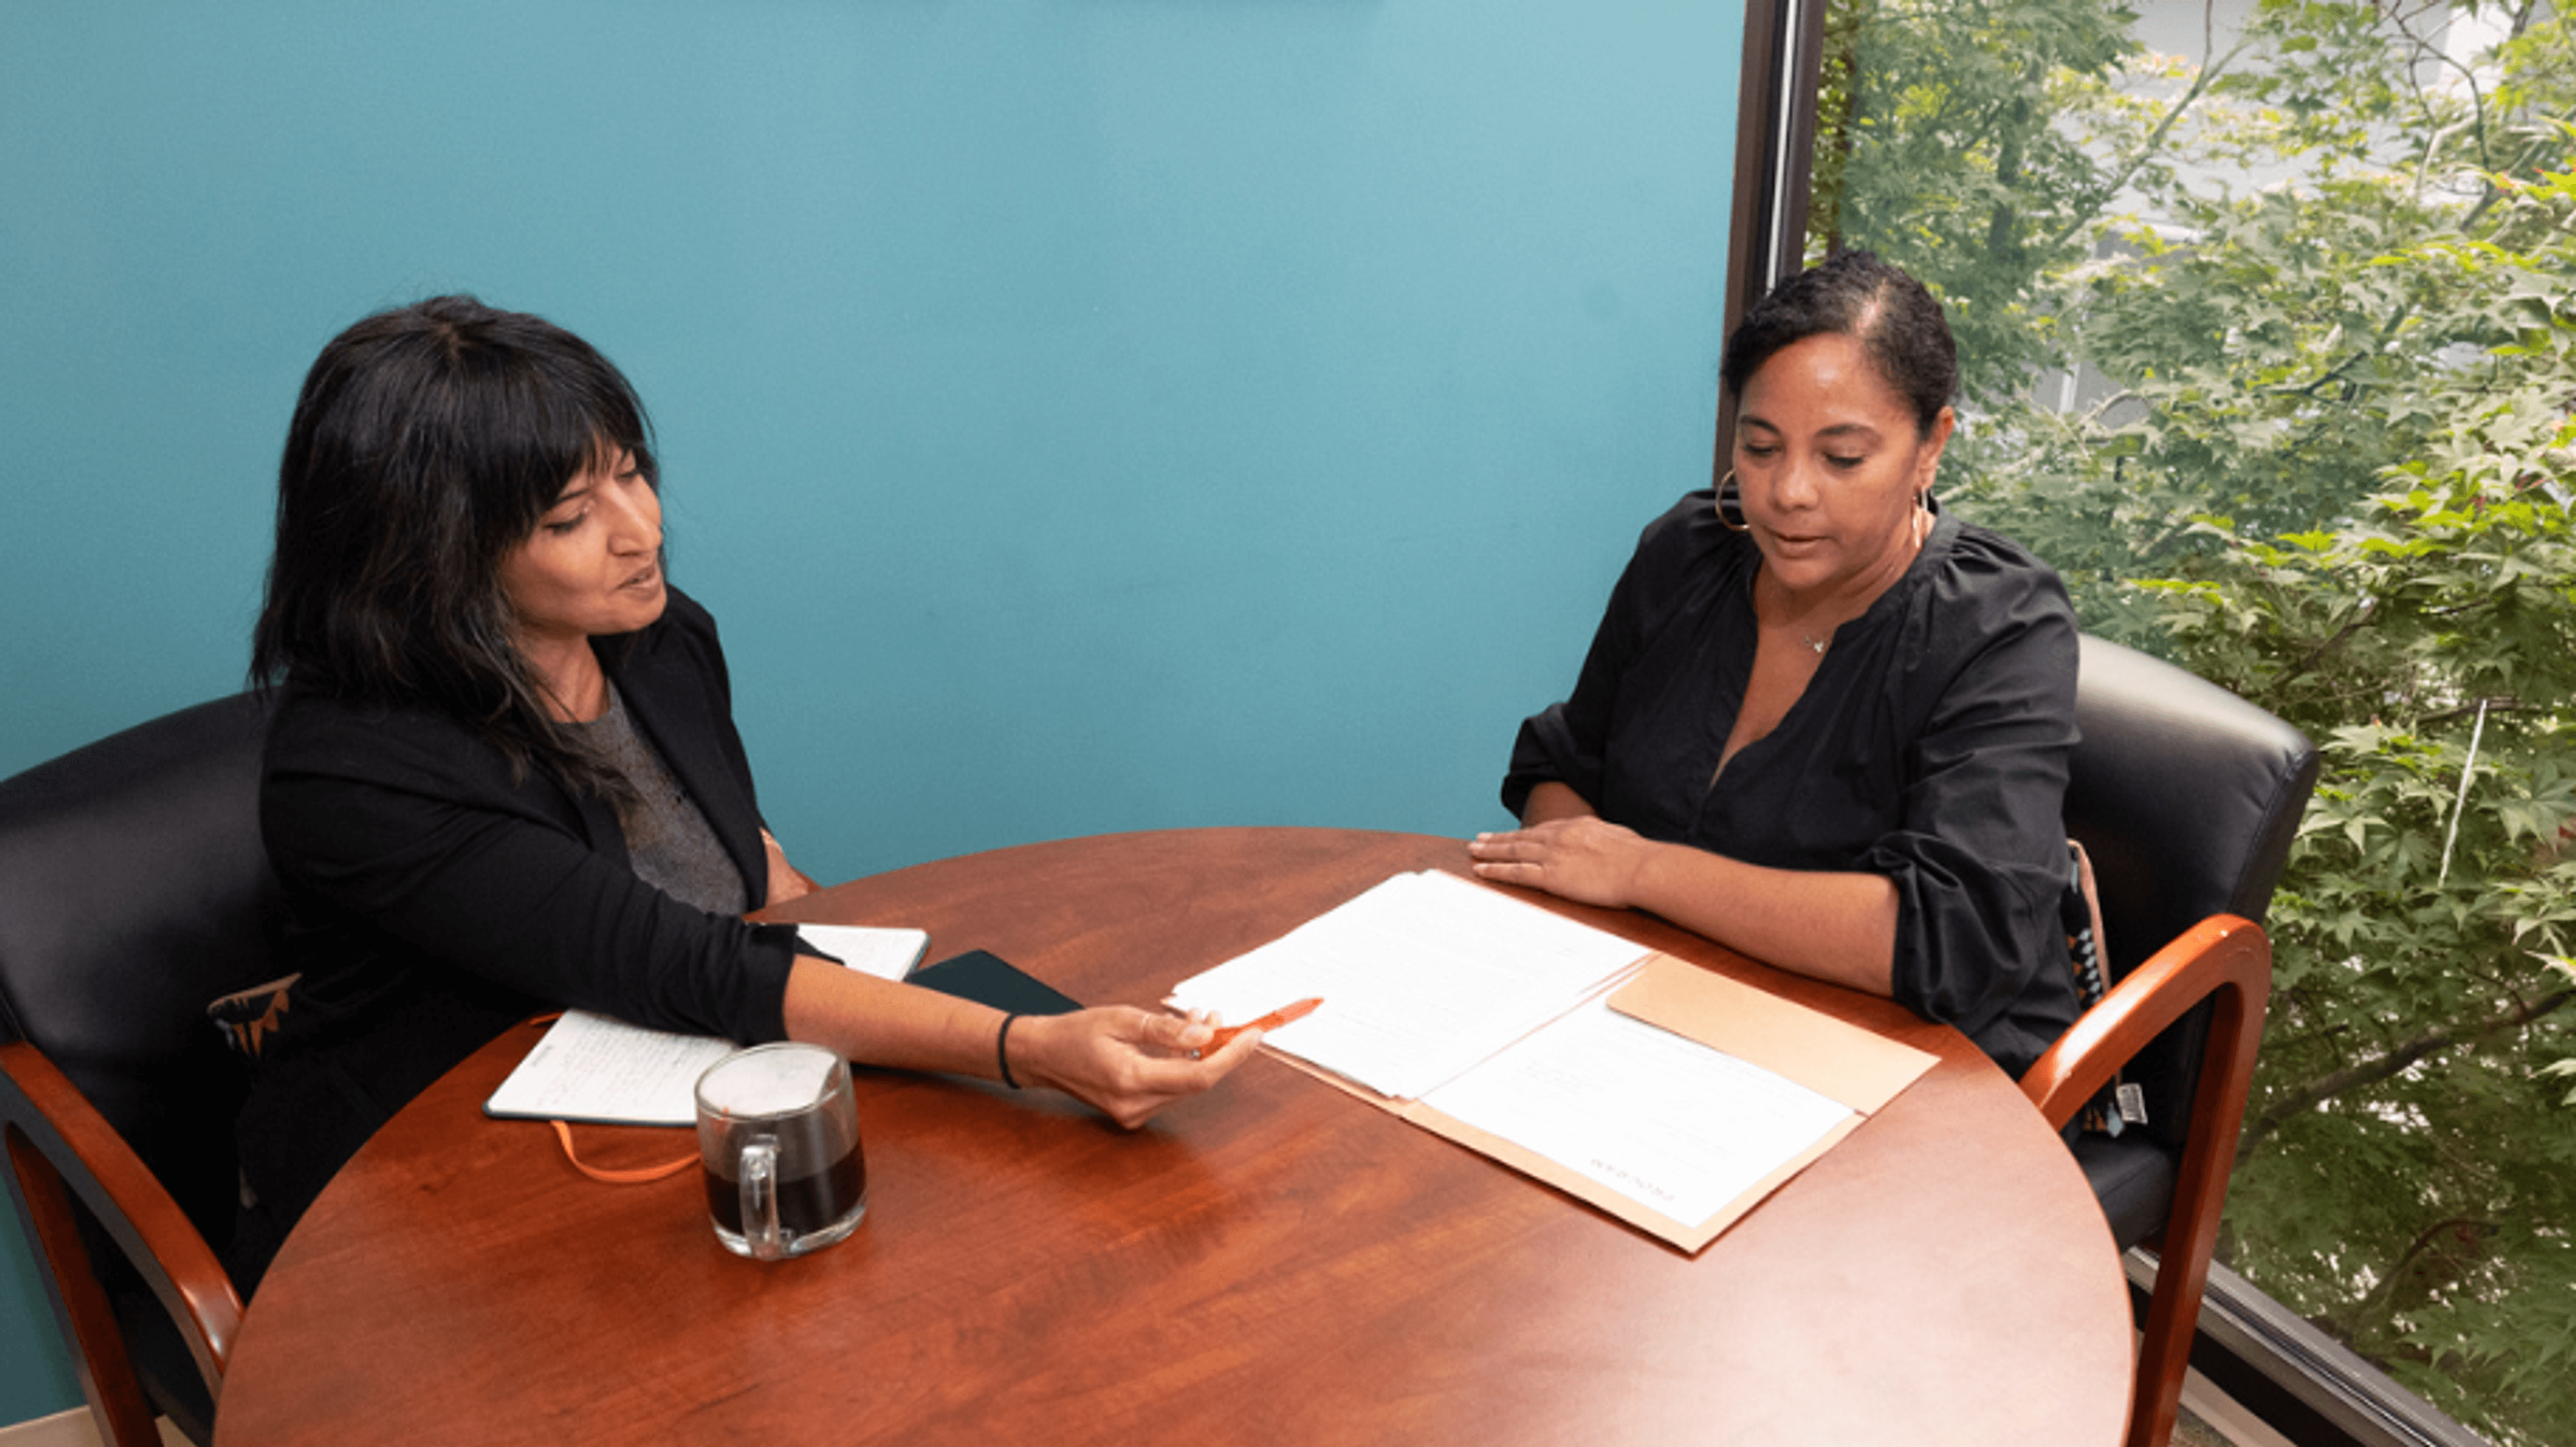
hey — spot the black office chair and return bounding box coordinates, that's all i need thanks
[2020,635,2320,1447]
[0,693,287,1446]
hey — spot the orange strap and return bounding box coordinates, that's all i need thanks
[548,1120,698,1184]
[521,1015,698,1184]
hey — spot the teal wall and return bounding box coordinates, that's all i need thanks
[0,1,1739,1423]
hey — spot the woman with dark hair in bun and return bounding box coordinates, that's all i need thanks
[233,295,1255,1287]
[1471,253,2082,1077]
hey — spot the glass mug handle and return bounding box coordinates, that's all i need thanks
[740,1134,783,1260]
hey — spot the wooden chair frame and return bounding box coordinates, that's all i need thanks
[2,1039,243,1446]
[2020,915,2272,1447]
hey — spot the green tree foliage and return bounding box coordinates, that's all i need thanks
[1810,0,2141,406]
[1817,0,2576,1440]
[2151,395,2576,1438]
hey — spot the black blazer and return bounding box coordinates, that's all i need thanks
[230,587,800,1289]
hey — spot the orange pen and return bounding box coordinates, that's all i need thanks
[1200,996,1323,1054]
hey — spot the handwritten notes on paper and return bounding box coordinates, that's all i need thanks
[483,1012,735,1125]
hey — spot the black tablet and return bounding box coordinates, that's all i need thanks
[904,949,1082,1015]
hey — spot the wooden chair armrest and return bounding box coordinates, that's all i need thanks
[2022,916,2274,1447]
[0,1039,244,1394]
[2020,915,2272,1131]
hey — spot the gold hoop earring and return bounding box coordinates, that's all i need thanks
[1715,471,1752,534]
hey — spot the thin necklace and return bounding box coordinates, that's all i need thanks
[1797,503,1930,659]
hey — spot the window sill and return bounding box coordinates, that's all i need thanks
[2130,1250,2492,1447]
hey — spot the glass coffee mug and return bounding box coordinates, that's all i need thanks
[693,1043,868,1259]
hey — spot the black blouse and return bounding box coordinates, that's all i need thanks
[1505,490,2082,1075]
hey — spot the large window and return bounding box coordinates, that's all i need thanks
[1747,1,2576,1443]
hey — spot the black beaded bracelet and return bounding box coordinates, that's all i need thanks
[996,1012,1023,1089]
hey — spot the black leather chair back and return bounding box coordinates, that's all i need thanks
[2065,635,2318,1151]
[0,693,286,1253]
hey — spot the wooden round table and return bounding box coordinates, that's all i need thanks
[214,829,2131,1446]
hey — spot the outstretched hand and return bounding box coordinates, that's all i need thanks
[1467,815,1656,910]
[1011,1006,1266,1129]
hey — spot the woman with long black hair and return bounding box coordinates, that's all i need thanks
[230,295,1255,1287]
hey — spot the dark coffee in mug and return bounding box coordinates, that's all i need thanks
[703,1147,866,1239]
[695,1043,869,1259]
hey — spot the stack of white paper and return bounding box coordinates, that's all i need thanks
[1419,995,1852,1229]
[1165,871,1651,1100]
[795,923,930,981]
[1171,873,1916,1248]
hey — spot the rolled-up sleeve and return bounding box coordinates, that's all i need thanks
[1866,565,2080,1055]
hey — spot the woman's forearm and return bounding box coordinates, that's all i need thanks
[1519,781,1599,826]
[1469,816,1897,997]
[777,956,1260,1129]
[781,957,1011,1076]
[1625,842,1897,997]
